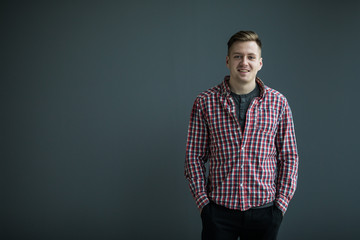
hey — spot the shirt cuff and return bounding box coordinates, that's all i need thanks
[275,194,289,215]
[196,193,210,210]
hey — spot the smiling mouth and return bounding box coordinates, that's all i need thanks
[238,69,250,73]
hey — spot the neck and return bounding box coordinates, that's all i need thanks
[229,78,257,95]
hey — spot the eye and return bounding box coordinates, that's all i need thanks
[234,55,240,59]
[248,56,255,60]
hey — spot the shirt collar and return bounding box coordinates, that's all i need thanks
[221,75,266,98]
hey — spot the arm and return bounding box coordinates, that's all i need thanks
[275,101,299,215]
[184,98,210,210]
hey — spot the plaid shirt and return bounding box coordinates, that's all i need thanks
[184,76,298,214]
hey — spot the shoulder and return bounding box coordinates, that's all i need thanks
[263,85,290,108]
[193,83,222,105]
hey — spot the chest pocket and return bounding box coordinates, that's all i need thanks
[255,107,279,134]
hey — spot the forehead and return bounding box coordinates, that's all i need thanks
[229,41,261,55]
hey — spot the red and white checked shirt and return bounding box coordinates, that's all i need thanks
[184,76,298,214]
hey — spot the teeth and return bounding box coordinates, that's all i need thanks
[240,70,249,72]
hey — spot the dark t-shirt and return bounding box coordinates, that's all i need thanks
[230,83,260,133]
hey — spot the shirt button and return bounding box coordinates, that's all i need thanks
[240,183,243,187]
[241,164,244,169]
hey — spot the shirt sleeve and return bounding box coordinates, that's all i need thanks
[184,97,210,210]
[274,100,299,215]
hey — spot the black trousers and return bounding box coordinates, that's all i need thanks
[201,202,283,240]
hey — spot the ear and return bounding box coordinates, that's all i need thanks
[226,55,230,68]
[258,57,263,70]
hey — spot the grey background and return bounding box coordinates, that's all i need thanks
[1,0,360,239]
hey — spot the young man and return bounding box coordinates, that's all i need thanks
[184,31,299,240]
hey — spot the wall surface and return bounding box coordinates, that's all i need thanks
[1,0,360,239]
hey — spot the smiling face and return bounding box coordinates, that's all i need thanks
[226,41,263,86]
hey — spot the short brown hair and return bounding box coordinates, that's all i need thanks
[227,30,262,56]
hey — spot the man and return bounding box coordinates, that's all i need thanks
[184,31,298,240]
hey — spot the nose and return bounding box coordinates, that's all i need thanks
[239,57,248,66]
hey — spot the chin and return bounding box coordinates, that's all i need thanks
[238,77,252,83]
